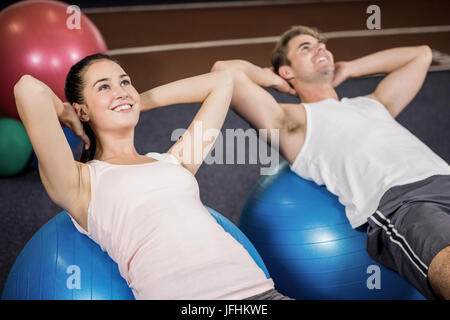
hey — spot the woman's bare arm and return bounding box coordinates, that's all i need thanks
[161,71,234,175]
[14,75,87,223]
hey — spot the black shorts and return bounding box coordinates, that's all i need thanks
[365,174,450,300]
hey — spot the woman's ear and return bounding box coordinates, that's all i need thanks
[72,103,90,122]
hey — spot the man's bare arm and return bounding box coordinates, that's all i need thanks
[210,59,290,142]
[333,46,432,117]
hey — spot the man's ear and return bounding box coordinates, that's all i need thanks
[72,103,90,122]
[278,65,294,81]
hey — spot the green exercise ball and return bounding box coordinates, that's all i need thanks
[0,118,33,176]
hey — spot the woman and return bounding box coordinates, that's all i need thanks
[14,53,290,300]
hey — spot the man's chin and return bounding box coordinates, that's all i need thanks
[318,68,335,82]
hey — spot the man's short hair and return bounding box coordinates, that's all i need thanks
[271,25,326,75]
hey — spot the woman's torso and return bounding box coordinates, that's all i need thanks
[68,152,274,299]
[70,155,159,231]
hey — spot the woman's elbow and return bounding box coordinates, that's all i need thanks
[418,45,432,65]
[14,75,45,97]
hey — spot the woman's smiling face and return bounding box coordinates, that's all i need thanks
[81,59,141,133]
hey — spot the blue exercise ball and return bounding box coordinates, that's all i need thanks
[2,211,133,300]
[239,161,425,300]
[2,207,268,300]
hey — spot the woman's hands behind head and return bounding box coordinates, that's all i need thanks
[59,102,91,150]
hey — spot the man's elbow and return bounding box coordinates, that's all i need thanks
[211,61,248,85]
[211,59,245,73]
[211,60,225,72]
[211,60,237,73]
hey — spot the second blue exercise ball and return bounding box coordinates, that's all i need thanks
[239,161,424,300]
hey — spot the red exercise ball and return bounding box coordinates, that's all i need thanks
[0,0,107,120]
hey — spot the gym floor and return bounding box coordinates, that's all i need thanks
[1,0,449,295]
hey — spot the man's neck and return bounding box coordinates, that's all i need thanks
[294,82,339,103]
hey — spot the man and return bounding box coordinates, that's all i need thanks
[211,25,450,299]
